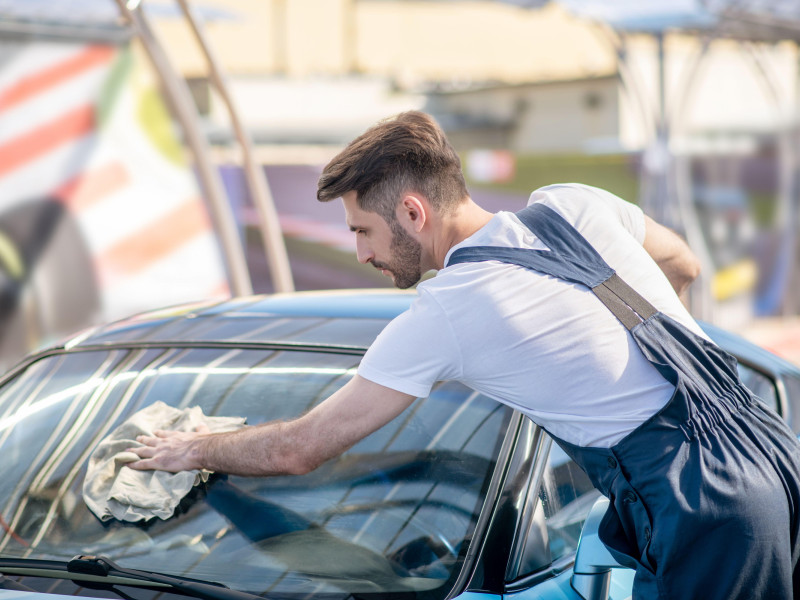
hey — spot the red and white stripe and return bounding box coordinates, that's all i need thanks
[0,41,230,324]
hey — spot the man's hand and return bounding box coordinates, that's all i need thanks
[126,424,211,473]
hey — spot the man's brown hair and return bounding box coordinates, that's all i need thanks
[317,111,468,223]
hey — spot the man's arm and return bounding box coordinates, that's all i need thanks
[642,215,701,295]
[126,375,416,476]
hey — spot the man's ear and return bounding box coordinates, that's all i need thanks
[397,194,427,233]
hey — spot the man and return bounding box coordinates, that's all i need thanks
[129,111,800,599]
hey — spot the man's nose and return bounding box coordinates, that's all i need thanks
[355,239,373,264]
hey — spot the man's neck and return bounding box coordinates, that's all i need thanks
[431,199,494,270]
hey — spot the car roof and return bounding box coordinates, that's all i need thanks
[700,320,800,378]
[56,290,800,378]
[65,290,417,352]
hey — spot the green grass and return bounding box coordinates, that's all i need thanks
[465,152,783,227]
[748,192,777,227]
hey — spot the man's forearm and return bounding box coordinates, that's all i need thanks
[196,418,329,477]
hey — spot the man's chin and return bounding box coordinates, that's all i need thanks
[393,274,421,290]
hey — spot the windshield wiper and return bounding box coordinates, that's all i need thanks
[0,555,263,600]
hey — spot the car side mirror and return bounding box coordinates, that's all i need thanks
[571,496,624,600]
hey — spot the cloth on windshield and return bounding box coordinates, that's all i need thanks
[358,183,699,447]
[83,401,245,522]
[448,203,800,599]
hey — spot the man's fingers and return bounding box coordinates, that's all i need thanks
[124,449,183,473]
[153,429,180,438]
[126,459,155,471]
[123,429,204,473]
[194,424,211,434]
[126,458,181,473]
[126,445,155,458]
[135,430,177,445]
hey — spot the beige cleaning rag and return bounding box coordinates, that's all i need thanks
[83,401,246,522]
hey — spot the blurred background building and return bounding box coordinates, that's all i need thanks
[1,0,800,369]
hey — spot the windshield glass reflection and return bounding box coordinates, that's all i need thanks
[0,347,511,600]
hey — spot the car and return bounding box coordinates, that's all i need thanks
[0,289,797,600]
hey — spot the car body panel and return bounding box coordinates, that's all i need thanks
[0,591,79,600]
[57,291,417,354]
[504,568,635,600]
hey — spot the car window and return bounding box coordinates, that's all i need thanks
[506,433,599,582]
[782,374,800,435]
[0,347,513,600]
[536,442,600,564]
[737,362,779,413]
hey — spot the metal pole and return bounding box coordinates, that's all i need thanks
[743,41,797,315]
[175,0,294,293]
[652,33,673,227]
[598,26,657,144]
[657,33,667,140]
[113,0,253,296]
[602,27,715,317]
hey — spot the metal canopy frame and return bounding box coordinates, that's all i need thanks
[563,0,800,319]
[173,0,294,294]
[115,0,295,295]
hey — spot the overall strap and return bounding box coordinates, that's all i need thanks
[446,203,658,330]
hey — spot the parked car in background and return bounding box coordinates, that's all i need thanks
[0,290,798,600]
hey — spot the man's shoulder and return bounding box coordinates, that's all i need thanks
[530,182,597,195]
[528,183,624,211]
[528,183,644,242]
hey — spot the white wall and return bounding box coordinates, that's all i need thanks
[512,78,619,152]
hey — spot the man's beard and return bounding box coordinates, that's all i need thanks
[372,222,423,289]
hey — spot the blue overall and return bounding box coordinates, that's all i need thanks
[448,203,800,599]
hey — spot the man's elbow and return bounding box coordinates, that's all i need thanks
[672,254,701,295]
[688,254,702,283]
[281,438,331,475]
[279,448,320,476]
[643,215,701,294]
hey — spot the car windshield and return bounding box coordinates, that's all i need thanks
[0,346,512,600]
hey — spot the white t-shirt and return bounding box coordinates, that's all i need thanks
[358,183,707,448]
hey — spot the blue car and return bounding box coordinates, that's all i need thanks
[0,290,797,600]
